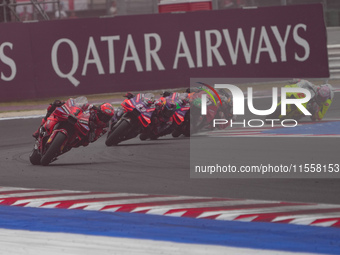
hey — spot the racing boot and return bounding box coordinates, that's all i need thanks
[32,118,46,139]
[139,133,149,141]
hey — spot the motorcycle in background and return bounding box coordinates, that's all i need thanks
[139,97,178,140]
[190,89,232,133]
[29,97,91,166]
[105,93,155,146]
[266,84,313,121]
[190,91,219,133]
[172,100,190,138]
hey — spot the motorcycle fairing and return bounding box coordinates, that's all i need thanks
[121,94,155,127]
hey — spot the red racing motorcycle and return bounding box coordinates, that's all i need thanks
[29,97,91,166]
[105,93,155,146]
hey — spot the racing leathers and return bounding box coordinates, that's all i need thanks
[141,97,176,139]
[82,105,111,146]
[32,100,113,147]
[290,79,334,121]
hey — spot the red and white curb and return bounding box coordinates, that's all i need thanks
[1,187,340,228]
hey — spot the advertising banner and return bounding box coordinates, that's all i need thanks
[0,4,328,101]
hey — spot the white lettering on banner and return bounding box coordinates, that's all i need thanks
[205,30,226,67]
[51,39,80,87]
[101,35,120,74]
[144,33,165,71]
[173,31,195,69]
[223,28,255,65]
[82,36,104,76]
[0,42,16,81]
[195,31,203,68]
[255,26,277,64]
[293,24,310,61]
[173,24,310,69]
[271,25,291,62]
[50,24,311,86]
[120,34,143,73]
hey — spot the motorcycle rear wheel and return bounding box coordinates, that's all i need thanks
[105,119,130,146]
[40,132,67,166]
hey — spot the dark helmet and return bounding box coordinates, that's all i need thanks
[161,99,177,118]
[97,103,114,123]
[161,91,171,97]
[124,92,134,99]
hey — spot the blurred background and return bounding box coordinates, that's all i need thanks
[0,0,339,26]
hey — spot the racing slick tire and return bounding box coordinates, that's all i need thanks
[105,119,130,146]
[40,132,67,166]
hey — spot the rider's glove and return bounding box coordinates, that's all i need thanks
[45,100,65,120]
[124,92,134,99]
[53,100,65,107]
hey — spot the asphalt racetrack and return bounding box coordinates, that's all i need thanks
[1,95,340,205]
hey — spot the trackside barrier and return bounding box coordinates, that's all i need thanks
[328,44,340,79]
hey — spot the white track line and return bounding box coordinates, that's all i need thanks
[0,228,317,255]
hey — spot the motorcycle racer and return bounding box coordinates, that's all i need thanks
[153,98,177,137]
[32,99,114,146]
[290,79,334,121]
[139,97,177,140]
[112,92,155,123]
[32,99,66,139]
[86,103,115,145]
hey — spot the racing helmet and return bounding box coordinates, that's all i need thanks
[97,103,114,123]
[161,91,171,97]
[162,99,177,118]
[316,85,331,103]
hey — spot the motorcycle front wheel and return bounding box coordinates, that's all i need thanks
[172,129,182,138]
[183,124,190,137]
[40,132,67,166]
[105,119,130,146]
